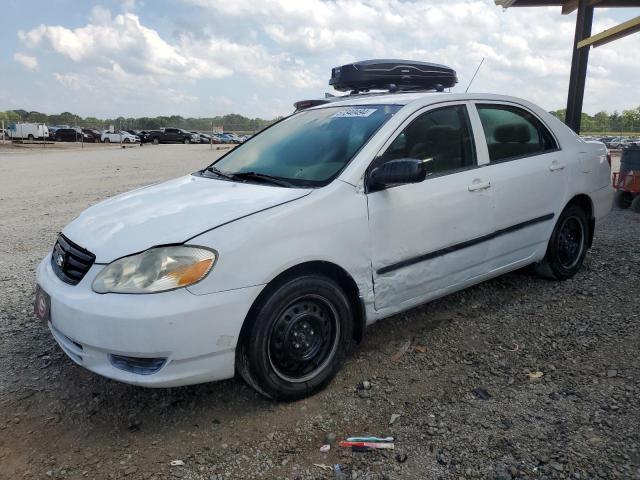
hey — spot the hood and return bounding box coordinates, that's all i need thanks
[62,175,311,263]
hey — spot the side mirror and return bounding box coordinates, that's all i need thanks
[369,159,427,192]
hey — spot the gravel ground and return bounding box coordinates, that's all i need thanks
[0,145,638,480]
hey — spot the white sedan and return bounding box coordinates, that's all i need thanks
[101,130,139,143]
[35,91,612,400]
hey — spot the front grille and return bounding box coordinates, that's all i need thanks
[51,234,95,285]
[109,355,167,375]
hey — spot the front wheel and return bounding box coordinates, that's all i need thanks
[183,138,190,144]
[237,275,353,400]
[104,138,110,143]
[123,138,130,143]
[534,205,589,280]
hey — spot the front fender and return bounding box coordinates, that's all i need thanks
[186,181,372,303]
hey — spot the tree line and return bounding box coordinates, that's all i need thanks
[1,105,639,135]
[0,110,279,133]
[550,106,640,135]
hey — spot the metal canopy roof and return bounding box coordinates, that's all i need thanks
[496,0,636,14]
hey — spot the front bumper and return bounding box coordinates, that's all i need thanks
[36,254,263,387]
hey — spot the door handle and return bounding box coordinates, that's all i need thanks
[549,161,567,172]
[468,179,491,192]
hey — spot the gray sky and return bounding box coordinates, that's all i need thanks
[2,0,639,118]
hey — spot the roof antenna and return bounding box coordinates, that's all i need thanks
[465,57,485,93]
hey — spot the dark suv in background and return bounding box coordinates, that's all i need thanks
[145,128,199,145]
[82,129,102,143]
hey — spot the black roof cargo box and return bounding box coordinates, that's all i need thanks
[329,59,457,92]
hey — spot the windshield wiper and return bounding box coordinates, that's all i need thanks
[203,166,235,180]
[230,171,295,187]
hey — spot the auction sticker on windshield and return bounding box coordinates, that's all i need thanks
[332,108,377,118]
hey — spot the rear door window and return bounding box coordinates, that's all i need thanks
[476,104,557,163]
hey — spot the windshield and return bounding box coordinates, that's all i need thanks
[208,104,400,187]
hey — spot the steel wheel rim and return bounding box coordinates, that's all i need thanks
[268,294,340,383]
[557,216,585,269]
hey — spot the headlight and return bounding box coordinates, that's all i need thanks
[92,246,216,294]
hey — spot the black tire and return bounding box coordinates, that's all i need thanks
[183,137,190,144]
[123,138,130,143]
[534,204,590,281]
[630,195,640,213]
[27,134,34,141]
[237,275,353,400]
[94,138,99,143]
[152,137,159,145]
[104,138,110,143]
[615,190,633,209]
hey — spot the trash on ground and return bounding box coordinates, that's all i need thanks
[390,340,412,362]
[389,413,401,425]
[527,371,544,381]
[313,463,332,471]
[473,388,491,400]
[334,464,347,478]
[320,444,331,453]
[361,380,371,390]
[339,441,395,450]
[346,436,394,442]
[414,345,427,353]
[170,460,185,467]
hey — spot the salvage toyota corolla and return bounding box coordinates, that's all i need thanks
[35,60,613,400]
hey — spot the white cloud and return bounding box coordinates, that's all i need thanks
[186,0,640,113]
[53,72,86,90]
[17,7,319,90]
[13,52,38,70]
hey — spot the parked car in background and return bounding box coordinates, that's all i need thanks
[7,122,50,140]
[193,132,213,143]
[101,130,140,143]
[213,133,237,144]
[54,128,90,142]
[605,137,625,149]
[48,125,71,139]
[627,137,640,148]
[82,129,102,143]
[145,128,199,145]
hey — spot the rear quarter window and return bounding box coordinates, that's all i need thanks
[476,104,558,163]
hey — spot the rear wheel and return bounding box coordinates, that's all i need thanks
[534,204,589,280]
[614,190,633,209]
[27,134,34,141]
[152,137,159,145]
[631,195,640,213]
[104,138,110,143]
[237,275,353,400]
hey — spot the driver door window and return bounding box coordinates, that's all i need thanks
[378,104,477,178]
